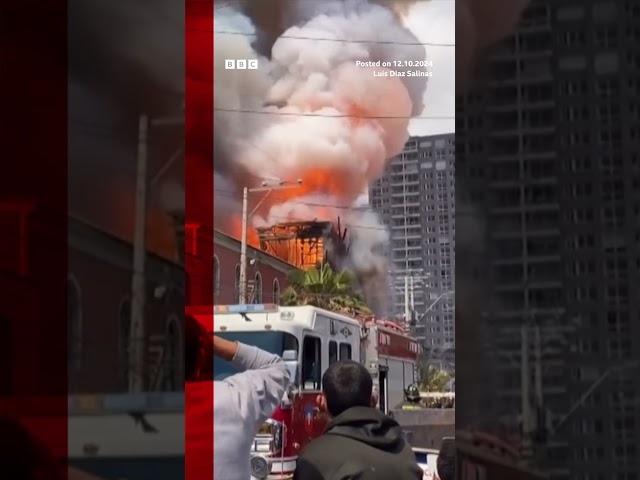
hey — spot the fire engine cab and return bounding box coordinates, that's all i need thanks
[189,303,421,479]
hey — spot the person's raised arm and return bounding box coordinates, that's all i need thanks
[213,336,290,428]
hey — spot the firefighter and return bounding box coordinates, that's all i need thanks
[400,384,424,410]
[184,315,290,480]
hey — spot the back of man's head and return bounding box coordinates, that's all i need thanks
[436,438,455,480]
[321,360,373,417]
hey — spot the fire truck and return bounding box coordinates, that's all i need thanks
[188,303,421,479]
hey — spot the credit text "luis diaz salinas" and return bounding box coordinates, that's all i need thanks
[372,70,432,77]
[355,60,433,77]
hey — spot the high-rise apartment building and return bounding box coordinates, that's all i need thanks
[370,133,455,356]
[457,1,640,478]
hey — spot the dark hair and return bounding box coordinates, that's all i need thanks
[436,438,455,480]
[185,315,212,381]
[322,360,372,417]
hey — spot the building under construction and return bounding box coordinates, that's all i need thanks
[256,219,349,270]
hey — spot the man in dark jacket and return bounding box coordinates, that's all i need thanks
[435,438,455,480]
[293,360,423,480]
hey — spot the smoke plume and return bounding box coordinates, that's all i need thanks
[68,0,184,258]
[456,0,530,89]
[214,0,430,313]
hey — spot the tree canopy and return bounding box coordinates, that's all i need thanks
[418,361,452,392]
[281,263,372,317]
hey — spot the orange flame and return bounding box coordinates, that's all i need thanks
[107,180,178,261]
[228,215,261,248]
[222,66,412,264]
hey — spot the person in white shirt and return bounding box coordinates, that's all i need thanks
[185,315,289,480]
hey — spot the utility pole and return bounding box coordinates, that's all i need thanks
[129,114,149,393]
[534,324,543,418]
[409,276,415,318]
[239,187,250,304]
[404,275,411,325]
[521,324,533,459]
[129,112,183,393]
[238,179,302,304]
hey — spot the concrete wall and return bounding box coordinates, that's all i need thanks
[392,408,455,450]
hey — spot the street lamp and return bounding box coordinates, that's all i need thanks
[129,112,183,394]
[550,360,640,436]
[388,270,432,325]
[418,290,455,322]
[238,178,302,304]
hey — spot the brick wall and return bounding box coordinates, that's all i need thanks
[66,219,184,394]
[185,224,296,306]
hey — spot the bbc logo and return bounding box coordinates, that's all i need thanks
[225,59,258,70]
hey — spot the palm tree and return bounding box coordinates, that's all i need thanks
[418,351,452,392]
[281,263,372,317]
[418,362,451,392]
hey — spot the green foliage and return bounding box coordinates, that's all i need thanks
[282,263,372,317]
[417,360,451,392]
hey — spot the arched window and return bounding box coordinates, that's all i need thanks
[118,297,132,389]
[213,255,220,298]
[273,278,281,305]
[254,272,263,304]
[67,276,82,380]
[234,263,241,302]
[165,315,183,390]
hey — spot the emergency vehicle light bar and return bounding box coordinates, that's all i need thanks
[68,392,184,415]
[214,304,279,314]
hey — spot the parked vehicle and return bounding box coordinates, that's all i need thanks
[189,303,421,479]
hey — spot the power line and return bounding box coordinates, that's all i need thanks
[215,188,358,201]
[212,0,456,7]
[214,107,454,120]
[209,29,454,47]
[214,190,371,212]
[212,195,396,232]
[234,213,392,233]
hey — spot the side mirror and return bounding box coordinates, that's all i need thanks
[281,350,299,407]
[282,350,297,361]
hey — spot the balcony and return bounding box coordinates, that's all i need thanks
[490,201,559,215]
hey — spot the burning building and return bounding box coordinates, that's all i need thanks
[256,219,349,271]
[208,1,432,315]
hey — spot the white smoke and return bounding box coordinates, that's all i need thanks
[215,1,430,313]
[214,12,273,152]
[457,0,530,89]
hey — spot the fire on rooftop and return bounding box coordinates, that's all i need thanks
[256,219,349,270]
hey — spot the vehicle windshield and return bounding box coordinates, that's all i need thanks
[213,331,298,381]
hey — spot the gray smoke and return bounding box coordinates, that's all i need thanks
[68,0,184,252]
[215,1,431,313]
